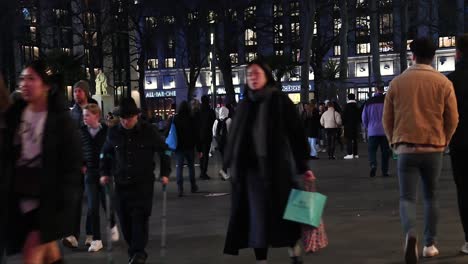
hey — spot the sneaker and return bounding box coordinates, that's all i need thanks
[111,225,120,242]
[344,154,354,160]
[219,170,230,181]
[85,235,93,247]
[404,234,418,264]
[354,155,359,158]
[370,168,376,178]
[460,242,468,254]
[191,185,199,193]
[88,240,103,252]
[62,235,78,248]
[422,245,439,258]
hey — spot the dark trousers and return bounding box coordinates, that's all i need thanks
[451,148,468,242]
[85,180,116,240]
[71,185,84,239]
[115,186,152,258]
[368,136,390,174]
[345,128,359,155]
[199,143,211,177]
[175,149,196,191]
[326,128,337,158]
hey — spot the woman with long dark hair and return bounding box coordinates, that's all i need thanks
[1,60,82,263]
[223,59,315,263]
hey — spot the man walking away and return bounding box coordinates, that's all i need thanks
[343,94,361,159]
[320,101,342,160]
[198,95,216,180]
[383,37,459,264]
[447,34,468,255]
[212,106,232,180]
[362,84,390,177]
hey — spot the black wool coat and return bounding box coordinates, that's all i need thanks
[1,97,82,255]
[223,87,310,255]
[80,123,108,180]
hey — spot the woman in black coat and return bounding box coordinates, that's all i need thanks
[0,60,82,263]
[223,59,315,263]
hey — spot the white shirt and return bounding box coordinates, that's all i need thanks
[16,108,48,166]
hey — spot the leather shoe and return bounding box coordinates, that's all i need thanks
[129,253,147,264]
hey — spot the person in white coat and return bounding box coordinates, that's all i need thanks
[320,101,342,159]
[212,106,232,180]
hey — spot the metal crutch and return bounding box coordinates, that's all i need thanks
[160,184,167,260]
[104,184,114,264]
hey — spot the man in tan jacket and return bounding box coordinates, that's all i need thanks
[383,38,459,264]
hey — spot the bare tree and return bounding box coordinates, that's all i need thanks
[369,0,382,85]
[400,0,408,73]
[338,0,348,104]
[300,0,316,103]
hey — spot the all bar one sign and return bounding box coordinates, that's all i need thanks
[145,90,177,98]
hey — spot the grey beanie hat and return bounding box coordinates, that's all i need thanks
[73,80,90,96]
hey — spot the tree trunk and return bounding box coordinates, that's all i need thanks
[137,55,148,118]
[216,12,236,106]
[400,0,408,73]
[338,0,348,103]
[457,0,464,35]
[300,0,316,103]
[370,0,382,85]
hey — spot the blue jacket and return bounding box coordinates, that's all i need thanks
[362,93,386,136]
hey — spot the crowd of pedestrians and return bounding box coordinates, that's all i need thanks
[0,35,467,264]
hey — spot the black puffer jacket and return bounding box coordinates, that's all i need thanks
[173,114,198,151]
[80,123,108,178]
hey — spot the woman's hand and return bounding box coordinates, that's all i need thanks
[304,170,316,182]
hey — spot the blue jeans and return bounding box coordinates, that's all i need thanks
[85,181,116,240]
[175,149,197,191]
[397,152,443,246]
[308,138,318,157]
[368,136,391,173]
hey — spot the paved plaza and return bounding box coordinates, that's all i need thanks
[5,145,468,264]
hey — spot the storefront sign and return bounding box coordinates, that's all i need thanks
[281,84,313,93]
[208,87,241,95]
[145,90,176,98]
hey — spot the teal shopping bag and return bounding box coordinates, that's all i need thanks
[283,189,327,227]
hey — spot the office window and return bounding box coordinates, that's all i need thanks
[232,72,240,85]
[163,16,175,24]
[208,11,216,23]
[246,52,256,62]
[356,0,366,8]
[292,49,301,62]
[83,12,97,29]
[380,13,393,34]
[356,62,369,77]
[291,22,300,42]
[84,31,98,47]
[381,61,394,76]
[28,26,37,42]
[245,28,257,46]
[439,36,456,48]
[244,5,256,20]
[168,36,175,50]
[274,24,283,44]
[188,12,198,21]
[23,45,39,62]
[163,75,176,89]
[274,4,283,17]
[357,43,370,54]
[290,1,300,16]
[22,8,37,24]
[356,16,370,37]
[145,17,157,29]
[438,56,455,72]
[275,49,284,55]
[334,46,341,56]
[334,18,342,36]
[165,58,176,68]
[380,41,393,52]
[230,53,239,64]
[147,59,158,69]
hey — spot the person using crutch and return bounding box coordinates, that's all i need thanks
[100,98,171,264]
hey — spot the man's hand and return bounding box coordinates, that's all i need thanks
[198,152,203,159]
[100,176,110,186]
[81,166,87,175]
[161,176,169,185]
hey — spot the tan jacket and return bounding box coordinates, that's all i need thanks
[320,107,342,128]
[383,64,459,148]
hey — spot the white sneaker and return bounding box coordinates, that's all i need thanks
[460,242,468,254]
[62,235,78,248]
[343,155,354,160]
[354,155,359,158]
[111,225,120,242]
[88,240,103,252]
[85,235,93,247]
[422,245,439,258]
[219,169,230,181]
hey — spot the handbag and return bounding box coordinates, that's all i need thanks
[165,118,178,150]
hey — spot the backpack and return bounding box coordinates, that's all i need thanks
[215,119,228,151]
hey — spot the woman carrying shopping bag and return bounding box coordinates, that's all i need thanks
[223,59,315,264]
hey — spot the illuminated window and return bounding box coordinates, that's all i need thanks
[334,18,342,36]
[275,49,284,56]
[244,5,256,20]
[437,56,455,72]
[23,45,39,62]
[246,52,256,62]
[274,4,283,17]
[147,59,158,69]
[145,17,157,29]
[163,75,176,89]
[357,43,370,54]
[164,16,175,24]
[165,58,176,68]
[245,28,257,46]
[292,49,301,62]
[439,36,456,48]
[274,24,283,44]
[380,61,394,76]
[291,22,300,42]
[334,46,341,56]
[380,13,393,34]
[290,1,300,16]
[379,41,393,52]
[230,53,239,64]
[356,62,369,77]
[356,16,370,37]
